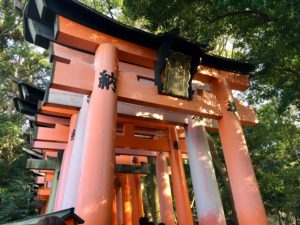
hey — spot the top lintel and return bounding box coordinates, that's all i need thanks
[23,0,255,74]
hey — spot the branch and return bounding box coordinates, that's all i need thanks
[92,0,97,10]
[281,66,300,75]
[0,18,22,38]
[106,0,114,19]
[208,10,272,23]
[190,195,195,208]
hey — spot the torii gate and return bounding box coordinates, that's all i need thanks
[15,0,269,225]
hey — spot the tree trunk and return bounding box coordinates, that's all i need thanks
[147,157,160,223]
[277,210,283,225]
[6,82,17,117]
[141,177,152,220]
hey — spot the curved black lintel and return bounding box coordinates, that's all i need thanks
[202,53,256,74]
[24,0,255,74]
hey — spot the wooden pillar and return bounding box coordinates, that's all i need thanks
[76,43,118,225]
[211,78,268,225]
[116,178,123,225]
[113,184,117,225]
[186,118,226,225]
[54,113,78,210]
[129,175,139,225]
[122,174,133,225]
[129,175,144,225]
[156,153,175,225]
[62,96,89,209]
[168,127,194,225]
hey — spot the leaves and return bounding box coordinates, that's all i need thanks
[0,0,49,222]
[0,113,25,164]
[244,103,300,222]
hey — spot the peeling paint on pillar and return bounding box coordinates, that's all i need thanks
[186,117,226,225]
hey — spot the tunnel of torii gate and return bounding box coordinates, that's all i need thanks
[11,0,269,225]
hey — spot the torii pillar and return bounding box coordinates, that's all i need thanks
[122,174,133,225]
[76,43,118,225]
[113,185,118,225]
[156,153,175,225]
[211,78,268,225]
[186,118,226,225]
[168,127,194,225]
[54,113,78,210]
[116,177,123,225]
[129,174,144,225]
[61,96,89,209]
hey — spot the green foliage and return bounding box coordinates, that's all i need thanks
[0,113,25,164]
[0,0,23,48]
[0,41,50,112]
[0,164,36,224]
[244,103,300,223]
[0,0,49,222]
[0,0,50,113]
[79,0,123,19]
[0,113,36,222]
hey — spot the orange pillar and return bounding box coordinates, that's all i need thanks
[113,184,117,225]
[134,175,144,219]
[116,178,123,225]
[129,174,144,225]
[76,43,118,225]
[211,78,268,225]
[54,113,78,211]
[156,153,175,225]
[129,175,139,225]
[168,127,194,225]
[122,174,133,225]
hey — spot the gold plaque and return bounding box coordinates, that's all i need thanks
[162,51,191,98]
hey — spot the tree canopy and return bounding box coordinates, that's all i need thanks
[0,0,49,222]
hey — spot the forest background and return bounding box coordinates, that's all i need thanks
[0,0,299,224]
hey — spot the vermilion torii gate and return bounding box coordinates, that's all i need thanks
[14,0,269,224]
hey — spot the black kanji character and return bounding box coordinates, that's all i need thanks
[98,70,117,93]
[227,100,237,112]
